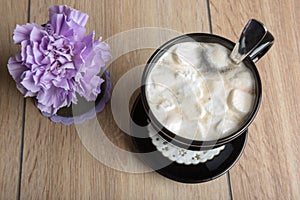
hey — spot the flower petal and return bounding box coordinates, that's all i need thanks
[52,77,70,90]
[7,56,28,82]
[39,71,55,90]
[50,13,65,35]
[67,7,88,27]
[37,86,68,114]
[49,5,88,27]
[20,71,40,93]
[72,42,86,67]
[81,31,94,59]
[49,6,87,39]
[64,19,86,40]
[76,75,104,101]
[13,23,40,44]
[30,26,47,42]
[94,41,112,63]
[32,42,44,65]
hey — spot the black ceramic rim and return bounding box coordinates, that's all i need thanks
[140,33,262,150]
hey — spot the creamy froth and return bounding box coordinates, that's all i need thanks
[145,42,256,141]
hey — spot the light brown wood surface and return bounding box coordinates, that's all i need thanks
[0,1,28,200]
[0,0,299,199]
[210,0,300,199]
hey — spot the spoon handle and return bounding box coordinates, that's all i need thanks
[230,19,274,64]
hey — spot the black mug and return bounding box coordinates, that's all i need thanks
[140,25,274,150]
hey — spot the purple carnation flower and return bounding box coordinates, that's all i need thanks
[8,5,111,115]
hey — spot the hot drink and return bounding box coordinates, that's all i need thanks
[145,42,256,141]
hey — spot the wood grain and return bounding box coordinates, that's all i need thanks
[210,0,300,199]
[0,1,28,199]
[20,0,231,199]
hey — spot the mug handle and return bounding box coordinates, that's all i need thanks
[230,19,274,64]
[249,31,274,63]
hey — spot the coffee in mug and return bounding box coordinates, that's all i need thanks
[145,42,256,141]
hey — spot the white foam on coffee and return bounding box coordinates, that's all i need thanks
[145,42,256,141]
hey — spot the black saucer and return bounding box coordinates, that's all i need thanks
[130,94,248,183]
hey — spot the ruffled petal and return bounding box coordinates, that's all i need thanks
[81,31,94,59]
[20,71,40,93]
[72,42,86,67]
[49,5,87,39]
[94,41,112,63]
[67,7,88,26]
[50,13,65,35]
[76,75,104,101]
[37,86,68,114]
[7,56,27,82]
[32,42,44,65]
[64,19,86,40]
[30,26,47,42]
[13,23,41,44]
[49,5,88,27]
[52,76,70,90]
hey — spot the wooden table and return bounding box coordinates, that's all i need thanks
[0,0,299,199]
